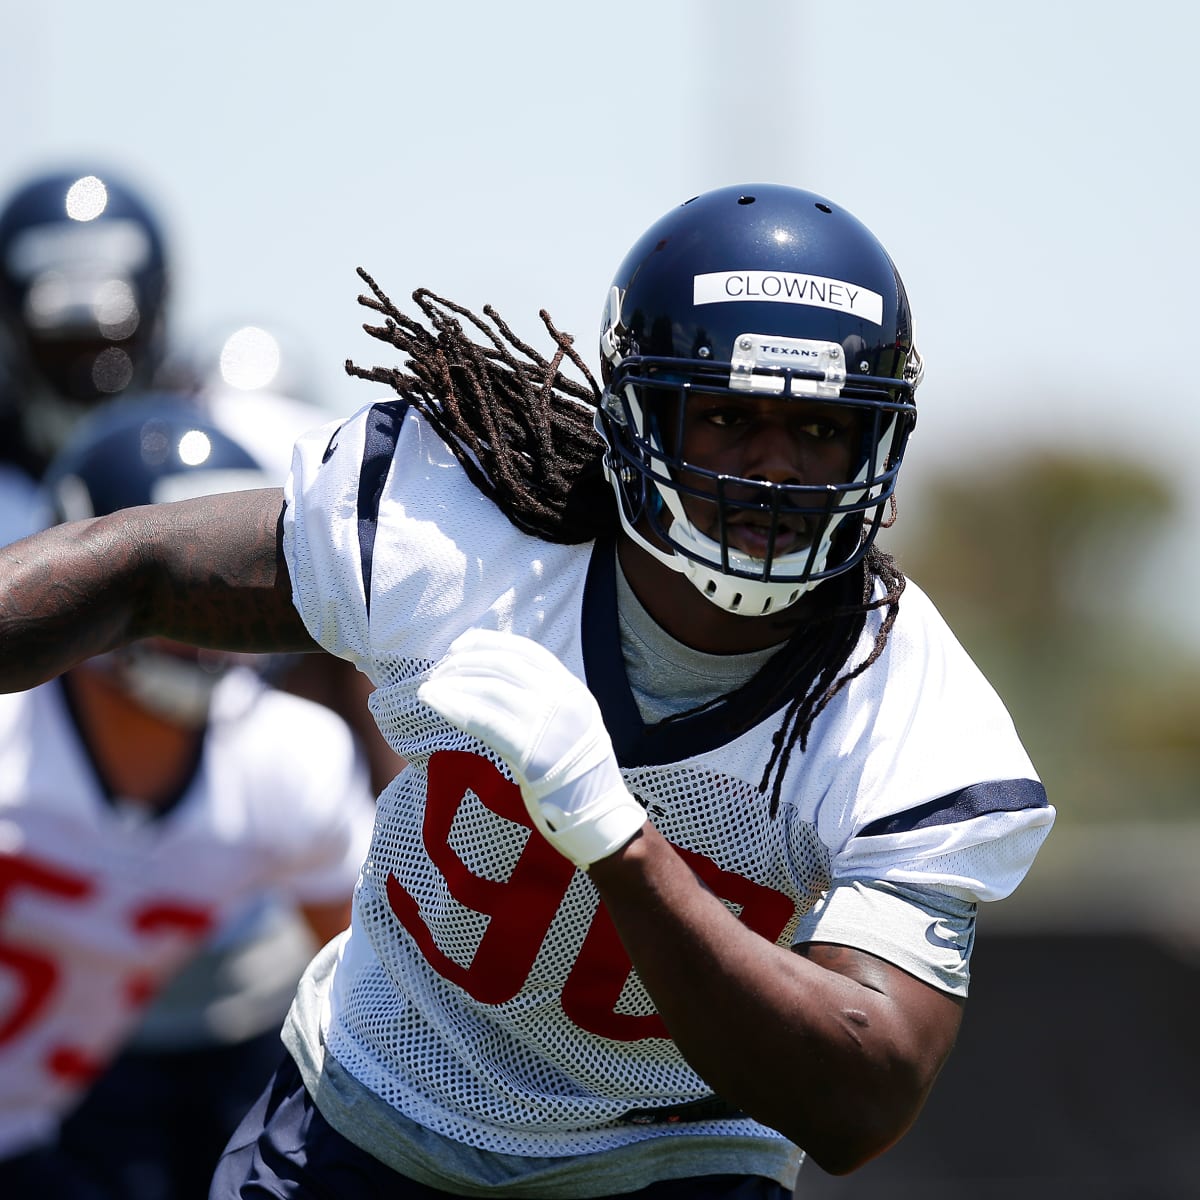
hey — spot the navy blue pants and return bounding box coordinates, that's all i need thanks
[0,1144,113,1199]
[61,1027,288,1200]
[209,1054,791,1199]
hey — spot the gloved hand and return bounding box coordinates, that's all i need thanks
[418,628,647,869]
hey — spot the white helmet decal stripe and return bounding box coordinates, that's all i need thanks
[693,271,883,324]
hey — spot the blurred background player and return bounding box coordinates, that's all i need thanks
[0,165,168,544]
[154,316,407,794]
[0,165,396,1195]
[0,397,378,1198]
[0,164,401,790]
[0,162,402,776]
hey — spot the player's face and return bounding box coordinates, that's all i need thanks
[663,391,861,560]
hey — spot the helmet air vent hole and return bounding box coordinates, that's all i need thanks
[737,195,756,205]
[815,202,833,214]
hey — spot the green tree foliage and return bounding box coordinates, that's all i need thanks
[889,452,1200,823]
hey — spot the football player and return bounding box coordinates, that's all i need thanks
[0,184,1054,1198]
[0,398,376,1197]
[155,316,408,796]
[0,167,170,508]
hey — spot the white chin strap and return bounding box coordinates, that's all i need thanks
[617,503,830,617]
[96,649,223,728]
[619,513,825,614]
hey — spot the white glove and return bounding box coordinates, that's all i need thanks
[418,628,647,869]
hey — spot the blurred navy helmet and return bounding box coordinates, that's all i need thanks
[43,394,271,727]
[0,166,170,465]
[44,393,267,522]
[596,183,922,616]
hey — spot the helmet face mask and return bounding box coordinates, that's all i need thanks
[599,359,914,615]
[596,185,921,616]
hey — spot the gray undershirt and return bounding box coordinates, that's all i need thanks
[614,555,784,724]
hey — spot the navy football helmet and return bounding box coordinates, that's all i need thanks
[44,394,267,521]
[44,395,270,725]
[0,167,169,465]
[595,184,922,616]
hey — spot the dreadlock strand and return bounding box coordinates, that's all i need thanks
[344,275,609,544]
[754,545,908,816]
[536,309,603,399]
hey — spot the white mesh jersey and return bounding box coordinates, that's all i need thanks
[282,401,1054,1167]
[0,667,376,1160]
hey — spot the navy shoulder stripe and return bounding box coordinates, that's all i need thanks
[858,778,1049,838]
[357,400,410,616]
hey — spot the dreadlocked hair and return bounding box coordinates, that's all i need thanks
[345,272,907,817]
[759,545,905,815]
[345,269,614,542]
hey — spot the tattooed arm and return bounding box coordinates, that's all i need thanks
[0,488,316,693]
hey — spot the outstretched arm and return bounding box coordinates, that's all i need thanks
[590,826,963,1174]
[0,487,316,692]
[420,628,964,1175]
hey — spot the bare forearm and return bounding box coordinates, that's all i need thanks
[589,824,960,1172]
[0,488,315,692]
[0,512,145,690]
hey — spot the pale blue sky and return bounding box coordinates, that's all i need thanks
[4,1,1198,618]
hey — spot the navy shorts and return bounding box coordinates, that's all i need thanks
[209,1053,791,1199]
[0,1144,112,1199]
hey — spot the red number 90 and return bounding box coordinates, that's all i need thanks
[387,750,795,1042]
